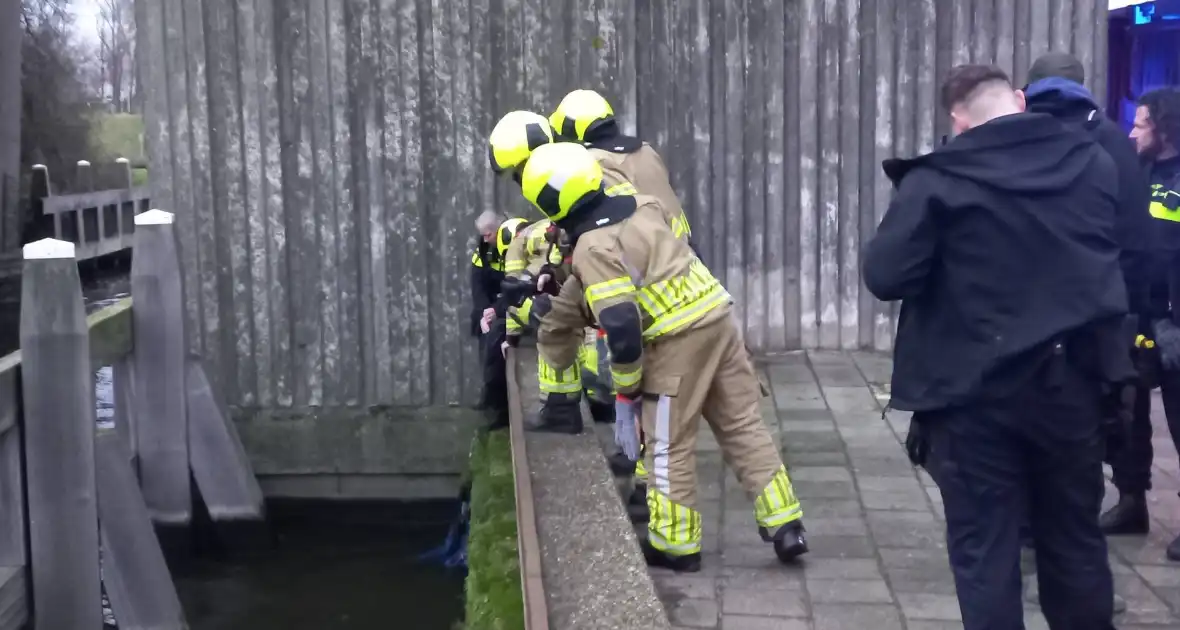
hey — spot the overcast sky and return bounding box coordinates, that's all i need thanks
[70,0,101,46]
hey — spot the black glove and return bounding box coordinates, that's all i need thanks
[904,416,929,468]
[1152,319,1180,371]
[528,294,552,329]
[498,275,534,314]
[536,264,561,297]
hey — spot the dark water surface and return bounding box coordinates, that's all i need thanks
[86,272,464,630]
[175,501,464,630]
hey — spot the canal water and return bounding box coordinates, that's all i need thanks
[88,273,465,630]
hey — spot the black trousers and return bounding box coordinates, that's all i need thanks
[921,355,1115,630]
[1110,370,1180,494]
[480,318,508,417]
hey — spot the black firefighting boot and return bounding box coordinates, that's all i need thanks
[629,482,648,507]
[588,398,615,424]
[1099,492,1149,535]
[639,537,701,573]
[606,452,636,476]
[526,392,583,434]
[760,520,809,563]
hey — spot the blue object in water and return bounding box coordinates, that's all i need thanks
[419,501,470,571]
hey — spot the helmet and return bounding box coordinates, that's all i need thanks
[496,217,528,257]
[488,111,554,175]
[520,143,603,222]
[549,90,615,141]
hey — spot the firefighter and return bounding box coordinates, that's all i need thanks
[521,142,808,572]
[549,89,694,245]
[488,110,603,436]
[469,213,528,430]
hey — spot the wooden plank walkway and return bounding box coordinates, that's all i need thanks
[651,351,1180,630]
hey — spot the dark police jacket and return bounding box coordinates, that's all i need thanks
[1026,78,1155,317]
[469,239,504,337]
[1143,155,1180,322]
[864,113,1130,412]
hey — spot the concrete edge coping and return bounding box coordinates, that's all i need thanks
[506,347,551,630]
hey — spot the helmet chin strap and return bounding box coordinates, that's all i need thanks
[560,193,637,248]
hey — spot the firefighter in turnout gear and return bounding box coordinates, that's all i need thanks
[521,142,808,572]
[549,89,694,245]
[487,110,605,436]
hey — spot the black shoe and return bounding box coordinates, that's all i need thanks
[526,393,583,434]
[629,483,648,507]
[1167,534,1180,562]
[760,521,809,563]
[607,451,636,476]
[639,538,701,572]
[628,501,650,524]
[1100,493,1150,535]
[589,399,615,424]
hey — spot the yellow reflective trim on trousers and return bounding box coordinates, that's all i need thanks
[585,277,636,311]
[635,458,648,478]
[647,490,702,556]
[612,366,642,390]
[754,465,803,529]
[538,356,581,395]
[578,342,599,376]
[671,213,691,239]
[605,182,638,196]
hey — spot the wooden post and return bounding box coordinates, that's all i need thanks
[74,160,92,193]
[19,237,101,630]
[0,352,27,628]
[116,157,133,189]
[113,356,138,469]
[130,209,191,530]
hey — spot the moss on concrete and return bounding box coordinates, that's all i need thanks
[464,429,523,630]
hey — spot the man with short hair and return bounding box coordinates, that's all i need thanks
[865,64,1130,629]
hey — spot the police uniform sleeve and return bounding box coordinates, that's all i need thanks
[573,244,644,398]
[863,174,938,302]
[469,246,490,336]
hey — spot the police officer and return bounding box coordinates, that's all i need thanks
[1102,87,1180,561]
[470,212,527,429]
[521,142,808,573]
[865,65,1129,629]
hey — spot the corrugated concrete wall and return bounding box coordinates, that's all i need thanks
[138,0,1110,409]
[0,0,21,253]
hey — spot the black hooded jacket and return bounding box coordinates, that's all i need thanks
[864,112,1130,412]
[1025,78,1155,316]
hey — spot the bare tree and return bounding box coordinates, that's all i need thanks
[96,0,134,112]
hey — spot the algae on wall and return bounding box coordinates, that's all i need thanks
[463,430,523,630]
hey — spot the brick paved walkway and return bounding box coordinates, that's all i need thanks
[649,351,1180,629]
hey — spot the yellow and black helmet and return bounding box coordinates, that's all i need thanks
[488,111,555,176]
[520,143,603,222]
[549,89,615,142]
[496,217,529,257]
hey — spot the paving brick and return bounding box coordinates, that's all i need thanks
[823,386,880,413]
[773,383,828,411]
[721,615,810,630]
[667,597,720,628]
[849,457,919,477]
[796,499,862,518]
[793,480,858,500]
[787,466,853,483]
[904,623,964,630]
[1135,564,1180,588]
[879,547,953,572]
[797,535,877,559]
[721,587,808,617]
[897,593,963,621]
[807,578,894,604]
[653,575,718,601]
[765,363,817,384]
[866,510,947,549]
[861,489,931,511]
[782,431,846,454]
[719,566,805,591]
[795,557,883,580]
[780,419,838,434]
[783,450,847,467]
[812,363,866,387]
[811,604,904,630]
[855,475,925,494]
[777,408,835,422]
[803,516,869,537]
[721,545,790,569]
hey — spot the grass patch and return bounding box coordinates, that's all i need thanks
[91,113,145,162]
[464,429,523,630]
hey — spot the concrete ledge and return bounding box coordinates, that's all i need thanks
[230,406,480,500]
[509,347,670,630]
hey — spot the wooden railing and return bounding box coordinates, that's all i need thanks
[0,210,263,630]
[29,160,150,262]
